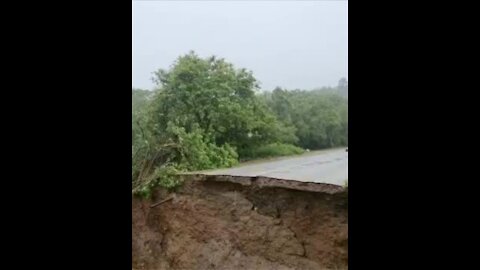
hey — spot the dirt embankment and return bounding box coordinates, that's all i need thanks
[132,175,348,270]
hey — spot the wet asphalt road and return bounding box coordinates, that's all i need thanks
[198,148,348,186]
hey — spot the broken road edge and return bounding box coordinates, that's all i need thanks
[178,173,347,194]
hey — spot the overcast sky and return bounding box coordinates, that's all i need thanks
[132,1,348,91]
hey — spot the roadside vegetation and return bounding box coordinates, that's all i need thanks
[132,52,348,196]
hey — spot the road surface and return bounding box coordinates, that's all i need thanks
[196,148,348,186]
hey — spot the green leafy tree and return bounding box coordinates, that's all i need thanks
[148,51,295,157]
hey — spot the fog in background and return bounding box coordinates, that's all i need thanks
[132,1,348,91]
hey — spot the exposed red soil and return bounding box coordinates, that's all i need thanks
[132,175,348,270]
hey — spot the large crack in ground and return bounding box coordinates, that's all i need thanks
[133,175,348,270]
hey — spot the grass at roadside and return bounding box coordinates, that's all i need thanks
[240,143,305,161]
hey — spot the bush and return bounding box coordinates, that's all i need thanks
[132,123,239,197]
[133,164,181,198]
[240,143,305,160]
[166,123,239,170]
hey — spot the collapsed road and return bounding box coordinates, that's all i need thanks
[133,148,348,270]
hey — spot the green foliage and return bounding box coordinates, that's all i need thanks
[133,52,290,195]
[240,143,305,160]
[165,123,238,171]
[133,164,180,198]
[147,51,294,153]
[132,88,154,148]
[146,51,296,156]
[132,52,347,196]
[260,88,348,150]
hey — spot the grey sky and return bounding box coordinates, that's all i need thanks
[132,1,348,91]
